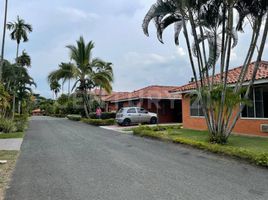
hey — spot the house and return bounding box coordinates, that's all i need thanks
[32,109,43,116]
[104,85,182,123]
[171,61,268,136]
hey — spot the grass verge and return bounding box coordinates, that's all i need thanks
[133,125,268,167]
[0,132,24,139]
[0,151,19,200]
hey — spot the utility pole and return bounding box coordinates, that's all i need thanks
[0,0,8,81]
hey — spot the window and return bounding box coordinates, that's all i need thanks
[242,86,268,118]
[190,96,204,117]
[137,108,148,114]
[127,108,137,113]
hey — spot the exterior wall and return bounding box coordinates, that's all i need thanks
[106,99,182,123]
[182,94,268,137]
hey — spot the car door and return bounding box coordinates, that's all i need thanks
[137,108,150,123]
[126,108,139,124]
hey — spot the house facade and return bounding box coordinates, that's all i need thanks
[171,61,268,136]
[104,85,182,123]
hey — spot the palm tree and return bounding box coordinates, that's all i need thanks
[2,61,36,117]
[0,0,8,80]
[143,0,268,143]
[7,16,33,60]
[49,81,61,99]
[66,37,114,117]
[17,50,31,67]
[48,62,75,95]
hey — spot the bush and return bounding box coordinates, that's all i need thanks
[88,112,116,120]
[0,118,16,133]
[14,114,29,132]
[82,118,115,126]
[50,114,67,118]
[67,115,82,121]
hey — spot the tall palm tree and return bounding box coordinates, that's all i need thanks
[143,0,268,143]
[2,61,35,117]
[49,81,61,99]
[48,62,75,95]
[17,50,31,67]
[66,37,114,117]
[0,0,8,80]
[7,16,33,60]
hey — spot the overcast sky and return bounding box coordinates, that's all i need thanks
[1,0,268,98]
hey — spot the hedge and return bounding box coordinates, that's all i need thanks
[81,118,115,126]
[88,112,116,120]
[67,115,82,121]
[132,126,268,167]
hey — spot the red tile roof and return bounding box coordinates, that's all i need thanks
[171,61,268,93]
[105,85,182,102]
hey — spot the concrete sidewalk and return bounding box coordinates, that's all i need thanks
[0,139,23,150]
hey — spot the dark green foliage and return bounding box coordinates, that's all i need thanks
[13,114,28,132]
[0,118,16,133]
[81,118,115,126]
[67,115,81,121]
[88,112,116,120]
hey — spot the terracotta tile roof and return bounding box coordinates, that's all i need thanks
[171,61,268,93]
[105,85,182,102]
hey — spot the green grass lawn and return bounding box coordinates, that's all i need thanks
[167,128,268,153]
[0,151,19,199]
[0,132,24,139]
[133,125,268,167]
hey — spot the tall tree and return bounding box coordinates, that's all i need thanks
[48,37,114,117]
[49,80,61,99]
[48,62,75,95]
[0,0,8,80]
[143,0,268,143]
[7,16,33,60]
[17,50,31,67]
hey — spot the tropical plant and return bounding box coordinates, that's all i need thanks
[0,0,8,80]
[17,50,31,67]
[143,0,268,143]
[2,61,36,117]
[7,16,33,59]
[48,62,76,95]
[0,82,10,117]
[48,36,114,118]
[49,80,61,99]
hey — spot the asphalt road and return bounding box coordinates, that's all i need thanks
[5,116,268,200]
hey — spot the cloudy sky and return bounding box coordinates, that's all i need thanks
[1,0,268,98]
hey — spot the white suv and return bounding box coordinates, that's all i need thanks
[116,107,158,126]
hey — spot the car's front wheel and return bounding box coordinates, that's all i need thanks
[123,118,131,126]
[150,117,158,124]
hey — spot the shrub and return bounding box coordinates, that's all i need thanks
[14,114,29,132]
[88,112,116,120]
[0,118,16,133]
[50,114,66,118]
[82,118,115,126]
[67,115,82,121]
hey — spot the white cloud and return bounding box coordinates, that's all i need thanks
[176,47,186,57]
[58,7,99,21]
[124,52,176,66]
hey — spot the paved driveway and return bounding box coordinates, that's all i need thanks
[5,116,268,200]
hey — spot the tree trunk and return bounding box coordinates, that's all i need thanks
[68,79,71,95]
[16,43,19,61]
[18,100,21,115]
[12,94,15,119]
[0,0,8,81]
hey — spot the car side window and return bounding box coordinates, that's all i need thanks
[127,108,136,113]
[138,108,148,114]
